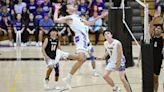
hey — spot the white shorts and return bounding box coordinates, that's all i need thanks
[74,34,88,54]
[46,49,69,66]
[105,56,126,71]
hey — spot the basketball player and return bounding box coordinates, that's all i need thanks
[42,28,69,90]
[97,30,131,92]
[53,3,108,89]
[149,16,164,92]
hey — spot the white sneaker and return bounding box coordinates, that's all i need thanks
[44,80,50,89]
[37,42,42,47]
[55,86,60,90]
[9,41,13,47]
[31,41,36,46]
[62,77,72,90]
[13,43,16,47]
[54,82,60,90]
[93,71,99,77]
[113,86,121,92]
[21,43,27,47]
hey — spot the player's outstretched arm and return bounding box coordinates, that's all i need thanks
[53,3,72,24]
[96,51,109,60]
[82,11,108,26]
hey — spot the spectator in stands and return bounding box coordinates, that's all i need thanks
[55,14,73,45]
[36,0,44,5]
[21,7,29,22]
[78,0,89,16]
[88,11,103,45]
[5,0,14,20]
[91,0,105,15]
[0,15,13,46]
[41,0,52,16]
[14,0,26,14]
[38,13,54,46]
[34,6,44,26]
[27,0,38,14]
[155,0,164,11]
[13,14,26,46]
[0,6,11,20]
[26,13,37,45]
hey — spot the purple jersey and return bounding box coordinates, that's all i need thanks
[6,5,14,14]
[14,20,24,31]
[34,11,44,25]
[92,1,105,15]
[41,2,52,13]
[27,20,37,30]
[0,19,11,30]
[78,3,88,14]
[27,2,38,14]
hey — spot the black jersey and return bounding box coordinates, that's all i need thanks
[151,36,163,75]
[151,36,163,58]
[45,37,59,59]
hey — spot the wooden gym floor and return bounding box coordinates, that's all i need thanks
[0,45,163,92]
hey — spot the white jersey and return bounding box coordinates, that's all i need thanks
[68,14,90,53]
[69,14,88,37]
[104,39,123,63]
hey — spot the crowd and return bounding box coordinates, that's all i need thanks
[0,0,110,46]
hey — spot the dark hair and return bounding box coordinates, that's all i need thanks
[154,24,163,30]
[48,27,58,36]
[103,29,112,36]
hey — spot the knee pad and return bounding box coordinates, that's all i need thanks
[90,56,95,61]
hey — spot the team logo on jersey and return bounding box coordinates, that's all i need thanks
[51,45,56,51]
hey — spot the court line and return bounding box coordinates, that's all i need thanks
[59,83,142,92]
[9,71,21,92]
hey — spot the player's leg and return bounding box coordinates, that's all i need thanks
[118,56,131,92]
[54,63,60,90]
[89,52,99,76]
[103,70,121,92]
[153,56,163,92]
[103,59,121,92]
[44,60,53,89]
[153,74,159,92]
[119,70,131,92]
[87,43,98,76]
[63,52,86,89]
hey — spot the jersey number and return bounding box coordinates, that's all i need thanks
[51,45,56,51]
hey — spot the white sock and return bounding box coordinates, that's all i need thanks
[67,73,72,79]
[55,81,58,85]
[93,69,96,72]
[112,86,117,90]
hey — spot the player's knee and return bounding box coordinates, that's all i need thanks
[78,55,86,62]
[49,65,54,69]
[120,75,126,82]
[103,74,108,80]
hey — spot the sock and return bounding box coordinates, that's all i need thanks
[112,86,117,90]
[67,73,72,79]
[93,69,96,73]
[55,81,58,85]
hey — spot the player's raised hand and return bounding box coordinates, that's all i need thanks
[101,11,108,18]
[54,3,61,10]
